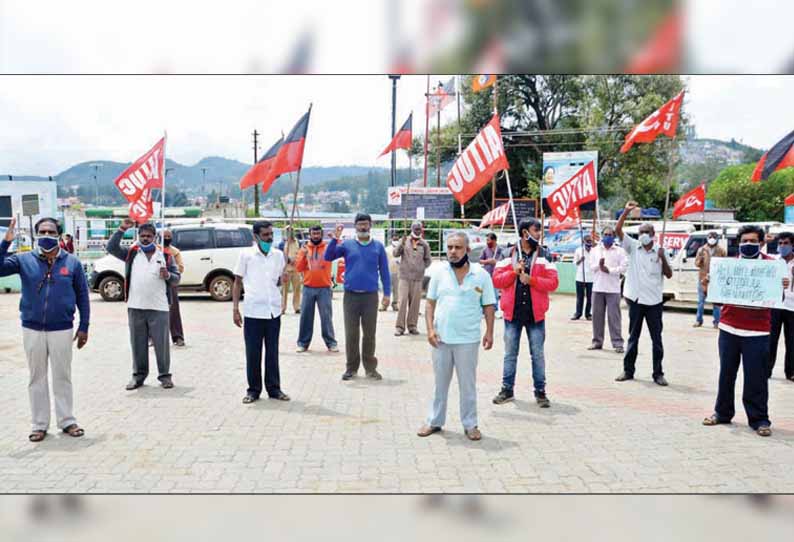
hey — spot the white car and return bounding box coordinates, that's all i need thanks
[90,222,255,302]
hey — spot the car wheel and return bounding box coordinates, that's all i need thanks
[98,276,124,302]
[209,275,233,302]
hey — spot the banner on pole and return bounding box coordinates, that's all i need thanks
[542,151,598,200]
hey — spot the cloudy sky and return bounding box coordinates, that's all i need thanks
[1,75,794,177]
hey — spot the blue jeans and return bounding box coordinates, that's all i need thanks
[696,281,720,325]
[501,318,546,393]
[297,286,337,348]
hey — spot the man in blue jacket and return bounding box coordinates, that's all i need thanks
[0,218,90,443]
[324,213,391,381]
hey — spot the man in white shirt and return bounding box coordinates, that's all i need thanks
[588,227,627,353]
[107,220,181,390]
[233,221,291,404]
[769,231,794,381]
[571,233,594,321]
[615,201,673,386]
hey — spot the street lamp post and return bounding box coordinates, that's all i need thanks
[388,75,401,188]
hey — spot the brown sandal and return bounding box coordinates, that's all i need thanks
[465,427,482,441]
[62,424,84,437]
[757,426,772,437]
[28,430,47,442]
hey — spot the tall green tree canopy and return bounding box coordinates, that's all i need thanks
[708,164,794,222]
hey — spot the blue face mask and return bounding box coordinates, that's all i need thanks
[602,235,614,247]
[37,236,59,252]
[739,243,760,259]
[258,239,272,253]
[779,245,792,258]
[139,240,156,253]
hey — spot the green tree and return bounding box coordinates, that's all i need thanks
[708,164,794,222]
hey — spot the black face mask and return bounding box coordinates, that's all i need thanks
[450,254,469,268]
[527,236,539,250]
[163,239,172,247]
[311,238,322,245]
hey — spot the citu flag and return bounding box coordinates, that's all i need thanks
[263,105,312,194]
[672,184,706,219]
[472,74,496,92]
[547,161,598,222]
[751,129,794,182]
[620,90,684,153]
[477,201,509,230]
[239,136,284,190]
[378,113,412,158]
[446,113,509,205]
[112,135,166,224]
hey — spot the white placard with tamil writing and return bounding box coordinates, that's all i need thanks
[706,257,788,309]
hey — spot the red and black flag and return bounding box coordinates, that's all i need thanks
[378,113,412,157]
[267,105,312,193]
[751,129,794,182]
[239,136,283,190]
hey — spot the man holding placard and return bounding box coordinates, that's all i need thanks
[768,232,794,382]
[703,225,789,437]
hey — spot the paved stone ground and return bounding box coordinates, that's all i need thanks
[0,291,792,493]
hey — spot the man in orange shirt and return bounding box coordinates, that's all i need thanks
[295,225,338,353]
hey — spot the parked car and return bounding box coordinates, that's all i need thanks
[90,222,254,302]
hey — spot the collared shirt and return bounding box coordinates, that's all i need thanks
[589,244,627,294]
[622,234,666,305]
[427,262,496,344]
[127,250,170,312]
[479,245,504,276]
[574,246,594,283]
[234,246,285,319]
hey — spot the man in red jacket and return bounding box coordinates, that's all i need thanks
[492,218,559,408]
[703,224,789,437]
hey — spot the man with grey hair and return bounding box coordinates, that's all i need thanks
[394,221,432,336]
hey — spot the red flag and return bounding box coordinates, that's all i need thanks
[129,188,154,224]
[239,136,283,189]
[446,114,509,205]
[549,207,580,233]
[786,194,794,206]
[263,106,312,194]
[672,184,706,219]
[477,201,510,230]
[113,137,166,203]
[378,113,412,158]
[428,78,455,115]
[620,90,685,153]
[751,129,794,182]
[547,161,598,221]
[472,75,496,93]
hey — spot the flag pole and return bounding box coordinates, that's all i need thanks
[161,131,167,228]
[288,103,312,231]
[436,108,441,187]
[423,75,430,188]
[491,77,498,210]
[457,75,464,219]
[578,213,586,284]
[660,135,677,248]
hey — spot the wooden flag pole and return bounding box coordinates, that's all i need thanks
[423,75,430,188]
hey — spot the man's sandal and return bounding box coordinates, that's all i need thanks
[28,430,46,442]
[702,415,730,426]
[757,426,772,437]
[62,424,84,437]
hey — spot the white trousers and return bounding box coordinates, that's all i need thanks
[22,328,76,432]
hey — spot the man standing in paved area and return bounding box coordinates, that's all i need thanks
[324,213,390,381]
[0,218,89,442]
[703,224,786,437]
[295,224,338,353]
[492,218,559,408]
[162,229,186,347]
[615,201,672,386]
[768,231,794,381]
[571,232,594,321]
[393,221,431,336]
[384,231,401,312]
[418,231,495,441]
[694,231,726,329]
[279,225,303,315]
[588,227,626,353]
[479,232,504,315]
[233,221,291,404]
[107,219,180,391]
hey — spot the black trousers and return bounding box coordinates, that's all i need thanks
[769,308,794,379]
[716,330,770,429]
[574,281,593,318]
[243,316,281,398]
[623,299,664,378]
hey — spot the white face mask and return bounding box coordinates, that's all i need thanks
[707,237,717,246]
[639,233,653,246]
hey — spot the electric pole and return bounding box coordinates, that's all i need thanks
[252,129,260,217]
[388,75,400,188]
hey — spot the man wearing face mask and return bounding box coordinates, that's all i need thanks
[385,232,401,312]
[588,227,627,353]
[571,232,595,321]
[694,232,726,329]
[615,201,673,386]
[278,226,303,315]
[233,221,291,403]
[492,218,559,407]
[479,233,504,315]
[324,213,391,381]
[107,219,181,390]
[768,231,794,382]
[161,229,185,347]
[294,224,338,353]
[1,218,90,442]
[703,225,787,437]
[393,221,432,336]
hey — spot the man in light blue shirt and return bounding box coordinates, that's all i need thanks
[417,231,495,441]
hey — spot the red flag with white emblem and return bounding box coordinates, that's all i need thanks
[446,114,509,205]
[113,137,166,203]
[672,184,706,219]
[620,90,685,153]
